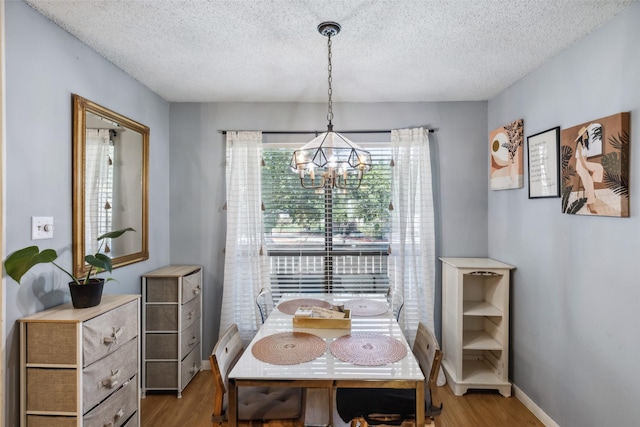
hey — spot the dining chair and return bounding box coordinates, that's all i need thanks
[386,288,404,321]
[255,287,274,324]
[209,323,305,426]
[336,322,443,426]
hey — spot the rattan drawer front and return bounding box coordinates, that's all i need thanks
[180,296,201,331]
[145,333,178,359]
[145,277,178,303]
[83,337,138,412]
[26,368,77,412]
[180,343,201,390]
[145,361,178,389]
[26,322,77,365]
[181,269,202,304]
[83,375,138,427]
[26,415,76,427]
[180,320,200,358]
[83,300,138,366]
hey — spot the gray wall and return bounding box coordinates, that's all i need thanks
[488,2,640,426]
[168,101,489,361]
[4,2,171,425]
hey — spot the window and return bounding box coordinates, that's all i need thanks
[262,143,392,300]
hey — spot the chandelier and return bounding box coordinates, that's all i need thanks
[289,22,373,190]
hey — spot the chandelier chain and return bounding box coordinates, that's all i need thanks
[327,33,333,126]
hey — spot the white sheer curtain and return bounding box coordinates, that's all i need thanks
[219,131,270,343]
[85,129,112,254]
[388,128,436,344]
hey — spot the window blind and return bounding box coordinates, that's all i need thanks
[262,144,392,302]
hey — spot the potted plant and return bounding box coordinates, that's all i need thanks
[4,227,135,308]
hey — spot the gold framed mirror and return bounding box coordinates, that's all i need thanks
[72,94,149,277]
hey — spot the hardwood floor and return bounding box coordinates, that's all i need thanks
[141,371,545,427]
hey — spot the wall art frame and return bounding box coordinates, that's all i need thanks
[527,126,560,199]
[560,112,630,217]
[490,118,524,190]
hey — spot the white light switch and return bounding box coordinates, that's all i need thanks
[32,216,54,240]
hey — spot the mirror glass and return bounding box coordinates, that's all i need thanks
[72,94,149,277]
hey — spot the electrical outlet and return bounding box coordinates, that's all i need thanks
[32,216,54,240]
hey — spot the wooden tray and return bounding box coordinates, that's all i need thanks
[293,309,351,329]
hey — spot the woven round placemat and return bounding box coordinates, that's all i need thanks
[330,332,407,366]
[251,332,327,365]
[344,298,389,316]
[276,298,332,315]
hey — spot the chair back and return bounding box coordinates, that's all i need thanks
[386,288,404,321]
[413,322,443,416]
[209,324,244,418]
[256,287,274,323]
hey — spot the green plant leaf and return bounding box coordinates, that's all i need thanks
[85,253,113,274]
[97,227,135,241]
[4,246,58,283]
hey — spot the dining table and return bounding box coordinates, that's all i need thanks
[228,293,426,426]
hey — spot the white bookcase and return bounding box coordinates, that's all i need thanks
[440,257,515,397]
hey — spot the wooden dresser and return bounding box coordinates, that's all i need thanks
[141,265,202,398]
[19,294,140,427]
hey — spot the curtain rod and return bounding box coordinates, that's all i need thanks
[219,128,435,135]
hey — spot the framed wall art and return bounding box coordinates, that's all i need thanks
[527,126,560,198]
[490,118,524,190]
[560,112,630,217]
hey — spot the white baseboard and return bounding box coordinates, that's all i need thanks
[513,384,559,427]
[201,360,211,370]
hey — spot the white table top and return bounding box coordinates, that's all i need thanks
[229,293,424,382]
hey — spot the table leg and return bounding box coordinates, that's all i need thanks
[229,378,238,425]
[415,380,425,427]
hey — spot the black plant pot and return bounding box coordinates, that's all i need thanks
[69,279,105,308]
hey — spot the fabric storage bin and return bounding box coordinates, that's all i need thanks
[180,343,202,389]
[83,375,138,427]
[83,337,138,411]
[26,368,77,412]
[180,296,201,331]
[26,322,77,365]
[145,304,178,331]
[144,277,180,303]
[145,361,178,389]
[83,300,138,366]
[180,270,202,304]
[27,415,77,427]
[145,333,178,359]
[122,413,139,427]
[180,320,200,357]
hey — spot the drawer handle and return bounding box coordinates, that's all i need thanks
[102,406,124,427]
[103,327,123,345]
[188,336,197,346]
[193,286,201,295]
[102,407,125,426]
[100,369,121,389]
[189,363,199,374]
[187,311,195,320]
[115,408,125,420]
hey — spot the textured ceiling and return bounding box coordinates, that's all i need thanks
[24,0,634,103]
